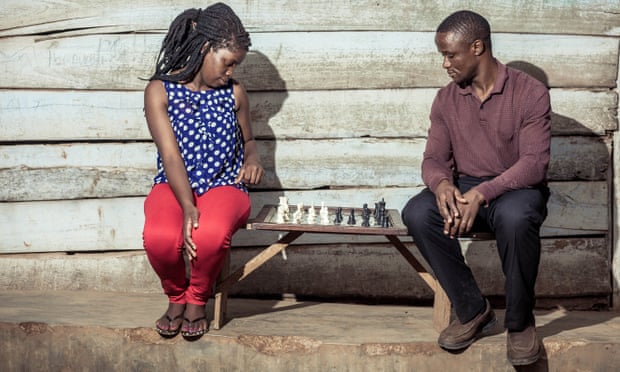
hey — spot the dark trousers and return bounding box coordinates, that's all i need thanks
[401,176,549,331]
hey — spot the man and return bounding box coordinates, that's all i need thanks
[401,10,550,366]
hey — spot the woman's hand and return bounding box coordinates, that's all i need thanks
[235,158,264,185]
[183,205,200,260]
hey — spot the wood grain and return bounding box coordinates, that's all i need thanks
[0,33,616,90]
[1,0,618,36]
[0,182,606,253]
[1,89,616,142]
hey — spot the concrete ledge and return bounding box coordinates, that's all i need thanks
[0,290,619,371]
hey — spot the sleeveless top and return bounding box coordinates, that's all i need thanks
[152,81,247,195]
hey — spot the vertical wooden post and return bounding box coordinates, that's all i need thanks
[213,249,231,330]
[432,282,451,332]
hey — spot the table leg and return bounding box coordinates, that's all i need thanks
[213,250,230,330]
[385,235,451,331]
[213,230,304,329]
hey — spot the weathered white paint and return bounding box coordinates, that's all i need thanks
[0,33,617,91]
[612,38,620,310]
[614,123,620,309]
[544,182,608,234]
[0,182,607,254]
[0,90,149,141]
[1,89,616,141]
[0,137,610,200]
[0,237,609,298]
[1,0,618,36]
[0,0,616,305]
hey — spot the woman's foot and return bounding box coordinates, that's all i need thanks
[181,303,209,340]
[155,303,185,337]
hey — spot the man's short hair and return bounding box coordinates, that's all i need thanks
[437,10,492,49]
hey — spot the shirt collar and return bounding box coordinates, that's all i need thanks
[457,59,508,97]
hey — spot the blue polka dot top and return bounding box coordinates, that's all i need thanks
[152,81,247,195]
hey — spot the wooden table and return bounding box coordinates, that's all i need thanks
[212,204,452,331]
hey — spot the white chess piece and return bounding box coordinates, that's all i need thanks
[319,202,330,225]
[277,196,290,222]
[279,196,289,213]
[307,213,316,224]
[307,204,316,223]
[276,205,286,223]
[292,203,304,223]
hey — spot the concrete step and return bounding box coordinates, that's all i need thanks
[1,290,619,371]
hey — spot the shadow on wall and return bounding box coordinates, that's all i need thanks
[478,61,615,371]
[238,50,288,192]
[508,60,606,138]
[506,60,608,192]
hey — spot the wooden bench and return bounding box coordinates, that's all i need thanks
[212,204,495,332]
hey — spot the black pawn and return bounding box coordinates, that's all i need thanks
[361,214,370,227]
[334,207,343,224]
[347,209,356,225]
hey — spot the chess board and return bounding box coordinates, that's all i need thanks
[247,204,408,235]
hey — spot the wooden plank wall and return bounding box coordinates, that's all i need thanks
[0,1,618,305]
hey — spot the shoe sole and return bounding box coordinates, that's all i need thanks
[508,344,542,365]
[438,315,498,350]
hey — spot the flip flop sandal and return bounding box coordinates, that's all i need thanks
[155,314,184,337]
[181,316,209,339]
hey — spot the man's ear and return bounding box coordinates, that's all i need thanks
[472,39,485,56]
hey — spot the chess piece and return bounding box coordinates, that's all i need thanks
[279,196,289,209]
[374,198,387,227]
[347,208,356,225]
[334,207,343,224]
[277,196,290,222]
[378,207,386,227]
[307,204,316,224]
[362,203,371,226]
[319,202,330,225]
[292,203,304,223]
[276,204,287,223]
[382,214,392,228]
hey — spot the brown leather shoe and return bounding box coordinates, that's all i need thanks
[507,324,541,365]
[438,299,496,350]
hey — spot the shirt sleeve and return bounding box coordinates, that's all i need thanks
[422,93,455,192]
[474,83,551,203]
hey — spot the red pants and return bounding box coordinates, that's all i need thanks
[143,184,250,305]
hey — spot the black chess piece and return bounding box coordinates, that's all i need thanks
[381,214,391,228]
[379,198,386,210]
[361,214,370,227]
[378,207,386,227]
[347,208,356,225]
[334,207,343,224]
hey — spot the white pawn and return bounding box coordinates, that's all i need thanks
[277,196,290,222]
[292,203,304,223]
[276,204,287,223]
[278,196,289,213]
[307,204,316,218]
[319,202,330,225]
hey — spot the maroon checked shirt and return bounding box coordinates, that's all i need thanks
[422,60,551,204]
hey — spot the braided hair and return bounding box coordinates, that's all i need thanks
[437,10,491,51]
[150,2,251,82]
